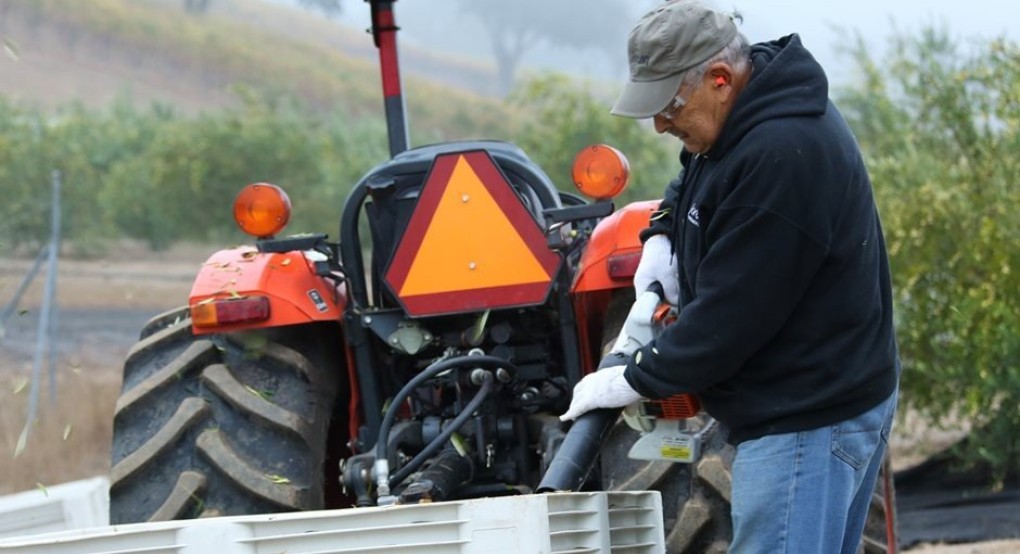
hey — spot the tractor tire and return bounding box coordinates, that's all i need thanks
[138,306,191,340]
[597,290,897,553]
[110,310,341,524]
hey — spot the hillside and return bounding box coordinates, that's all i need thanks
[0,0,503,136]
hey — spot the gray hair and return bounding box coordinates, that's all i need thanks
[679,32,752,90]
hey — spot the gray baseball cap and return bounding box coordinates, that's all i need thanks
[612,1,738,119]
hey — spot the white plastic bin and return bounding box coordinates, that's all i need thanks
[0,476,109,539]
[0,490,664,553]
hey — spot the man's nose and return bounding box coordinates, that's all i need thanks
[652,115,671,134]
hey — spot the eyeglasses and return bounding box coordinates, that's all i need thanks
[656,76,706,120]
[656,93,688,120]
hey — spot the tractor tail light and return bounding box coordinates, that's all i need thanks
[607,251,642,280]
[192,296,271,328]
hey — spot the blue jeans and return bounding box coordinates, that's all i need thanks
[729,388,898,554]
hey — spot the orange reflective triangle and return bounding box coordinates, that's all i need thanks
[400,155,551,296]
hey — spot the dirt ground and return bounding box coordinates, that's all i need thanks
[0,241,1017,552]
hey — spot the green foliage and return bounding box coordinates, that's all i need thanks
[0,99,152,253]
[0,73,673,257]
[508,74,677,203]
[0,94,388,252]
[838,29,1020,478]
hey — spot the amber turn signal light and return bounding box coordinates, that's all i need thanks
[233,183,291,238]
[572,144,630,200]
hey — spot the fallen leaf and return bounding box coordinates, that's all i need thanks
[36,483,48,497]
[281,259,291,266]
[266,474,291,484]
[18,309,28,316]
[12,377,28,395]
[14,425,28,458]
[2,37,19,62]
[244,385,273,401]
[63,425,72,441]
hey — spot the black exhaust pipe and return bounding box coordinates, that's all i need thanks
[536,407,621,493]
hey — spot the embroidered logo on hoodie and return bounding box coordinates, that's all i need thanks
[687,205,701,227]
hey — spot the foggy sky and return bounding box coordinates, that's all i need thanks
[727,0,1018,86]
[322,0,1018,89]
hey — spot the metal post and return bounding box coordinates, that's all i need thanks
[23,170,61,442]
[0,246,47,337]
[47,170,61,403]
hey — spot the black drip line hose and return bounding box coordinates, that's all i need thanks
[375,355,513,489]
[389,374,494,488]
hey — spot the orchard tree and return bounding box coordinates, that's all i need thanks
[838,28,1020,480]
[297,0,341,18]
[183,0,210,14]
[455,0,630,94]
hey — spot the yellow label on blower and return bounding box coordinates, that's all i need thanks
[659,438,694,462]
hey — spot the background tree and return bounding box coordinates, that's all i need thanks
[183,0,340,17]
[455,0,630,95]
[508,74,675,199]
[297,0,341,19]
[838,28,1020,480]
[183,0,210,14]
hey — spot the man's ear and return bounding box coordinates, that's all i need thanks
[707,62,739,102]
[707,62,734,89]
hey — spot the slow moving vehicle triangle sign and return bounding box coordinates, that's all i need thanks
[385,150,561,316]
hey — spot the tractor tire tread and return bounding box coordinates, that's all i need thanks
[110,397,211,487]
[196,428,308,510]
[149,471,207,522]
[110,320,340,524]
[139,307,192,340]
[696,455,732,504]
[115,340,217,416]
[667,495,712,553]
[200,364,311,442]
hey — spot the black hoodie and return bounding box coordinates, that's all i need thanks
[623,34,899,444]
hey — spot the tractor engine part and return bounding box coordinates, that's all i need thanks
[397,448,474,505]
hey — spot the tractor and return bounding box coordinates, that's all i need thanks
[108,2,898,552]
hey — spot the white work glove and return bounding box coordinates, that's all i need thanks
[560,365,643,422]
[633,234,679,306]
[608,290,661,357]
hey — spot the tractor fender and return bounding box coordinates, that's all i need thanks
[571,200,659,293]
[189,246,346,335]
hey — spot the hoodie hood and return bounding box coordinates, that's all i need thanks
[706,34,829,158]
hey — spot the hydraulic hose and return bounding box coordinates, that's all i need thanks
[374,354,511,497]
[390,372,494,488]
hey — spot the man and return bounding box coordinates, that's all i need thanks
[560,1,900,552]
